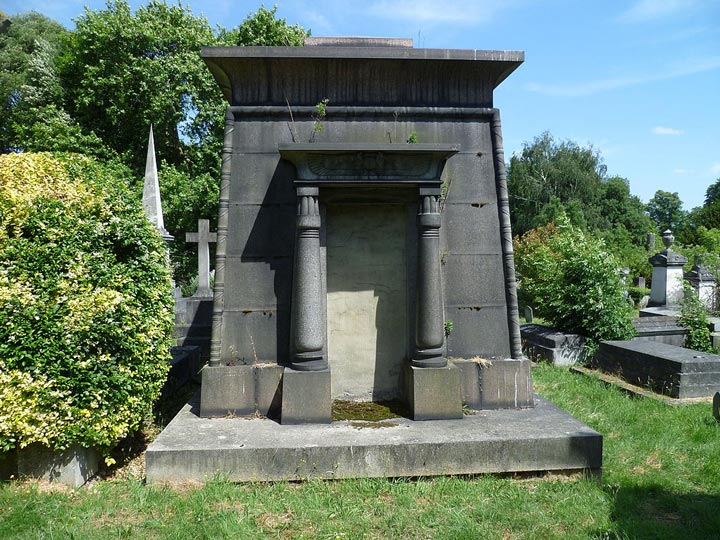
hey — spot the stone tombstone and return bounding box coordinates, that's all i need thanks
[185,219,217,298]
[199,38,531,422]
[685,260,716,311]
[649,230,688,307]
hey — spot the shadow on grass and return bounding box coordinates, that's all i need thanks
[595,484,720,539]
[98,381,200,479]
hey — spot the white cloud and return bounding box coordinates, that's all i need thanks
[618,0,700,23]
[711,163,720,176]
[652,126,684,135]
[673,168,692,174]
[526,56,720,97]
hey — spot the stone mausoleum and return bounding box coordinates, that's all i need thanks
[200,38,532,421]
[146,38,601,482]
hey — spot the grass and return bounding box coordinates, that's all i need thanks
[1,364,719,539]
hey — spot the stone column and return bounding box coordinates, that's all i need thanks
[290,186,327,371]
[413,188,447,368]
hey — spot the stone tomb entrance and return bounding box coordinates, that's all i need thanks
[278,144,462,421]
[326,201,409,401]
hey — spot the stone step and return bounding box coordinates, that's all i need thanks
[145,395,602,483]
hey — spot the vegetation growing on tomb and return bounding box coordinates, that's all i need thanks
[310,97,330,141]
[331,400,409,421]
[514,214,635,354]
[0,152,174,453]
[678,282,715,353]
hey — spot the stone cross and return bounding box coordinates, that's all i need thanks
[143,125,173,242]
[186,219,217,298]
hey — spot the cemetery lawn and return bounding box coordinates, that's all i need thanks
[1,364,719,540]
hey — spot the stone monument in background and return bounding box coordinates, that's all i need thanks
[649,230,688,307]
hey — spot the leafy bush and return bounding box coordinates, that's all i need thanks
[627,286,651,306]
[679,283,715,353]
[0,152,174,453]
[514,215,636,353]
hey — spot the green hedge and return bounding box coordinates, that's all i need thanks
[0,152,174,453]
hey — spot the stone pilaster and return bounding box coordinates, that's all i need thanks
[413,188,446,368]
[291,186,326,371]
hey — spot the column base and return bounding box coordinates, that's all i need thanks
[412,347,447,368]
[281,367,332,424]
[405,363,463,420]
[290,351,328,371]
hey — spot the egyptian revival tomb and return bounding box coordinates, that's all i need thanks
[145,39,602,482]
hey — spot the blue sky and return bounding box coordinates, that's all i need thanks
[6,0,720,210]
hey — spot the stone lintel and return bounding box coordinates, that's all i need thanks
[279,143,459,185]
[405,364,463,420]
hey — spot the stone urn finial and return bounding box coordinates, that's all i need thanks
[662,229,674,249]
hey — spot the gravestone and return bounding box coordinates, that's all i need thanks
[174,219,217,362]
[198,39,530,422]
[685,260,716,310]
[185,219,217,298]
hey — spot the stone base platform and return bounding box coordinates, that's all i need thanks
[145,395,602,483]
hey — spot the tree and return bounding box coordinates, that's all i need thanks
[223,6,309,46]
[507,132,608,236]
[57,0,224,176]
[0,11,68,152]
[646,190,685,233]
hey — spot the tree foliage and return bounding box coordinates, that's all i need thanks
[646,190,685,233]
[0,11,69,152]
[508,132,655,279]
[0,152,174,452]
[57,0,224,175]
[224,6,309,46]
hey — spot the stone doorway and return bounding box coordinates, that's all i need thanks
[326,203,409,401]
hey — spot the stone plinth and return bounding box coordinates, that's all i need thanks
[0,444,99,487]
[453,358,534,410]
[145,395,601,483]
[200,364,283,418]
[281,368,332,424]
[405,364,463,420]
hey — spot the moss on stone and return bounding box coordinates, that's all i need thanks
[331,399,409,421]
